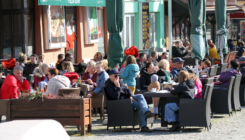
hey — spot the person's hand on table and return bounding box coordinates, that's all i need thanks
[86,91,95,98]
[86,79,93,85]
[86,93,92,98]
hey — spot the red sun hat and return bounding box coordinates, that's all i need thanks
[124,46,139,58]
[2,58,16,70]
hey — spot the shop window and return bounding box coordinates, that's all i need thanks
[122,14,135,49]
[0,0,34,59]
[149,13,158,48]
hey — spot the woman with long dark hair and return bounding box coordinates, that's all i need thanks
[219,60,241,86]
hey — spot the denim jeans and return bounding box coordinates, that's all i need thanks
[132,94,149,127]
[164,103,179,122]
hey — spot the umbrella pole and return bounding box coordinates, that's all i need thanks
[196,59,199,79]
[220,50,224,64]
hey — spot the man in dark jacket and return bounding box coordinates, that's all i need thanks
[137,53,146,70]
[105,69,154,132]
[172,41,188,57]
[238,56,245,84]
[24,54,38,80]
[170,57,188,79]
[57,53,73,71]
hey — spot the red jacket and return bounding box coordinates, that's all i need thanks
[63,72,80,85]
[34,76,45,88]
[82,71,97,86]
[0,75,30,99]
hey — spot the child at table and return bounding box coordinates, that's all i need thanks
[148,74,160,115]
[189,73,202,99]
[165,70,195,131]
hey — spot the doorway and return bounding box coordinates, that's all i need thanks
[65,6,77,63]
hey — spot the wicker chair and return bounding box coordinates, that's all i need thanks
[231,74,242,112]
[211,77,235,117]
[102,87,154,131]
[217,63,228,75]
[202,78,214,99]
[179,84,214,132]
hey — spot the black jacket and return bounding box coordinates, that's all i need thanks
[172,46,188,58]
[171,78,195,105]
[105,79,133,100]
[57,60,65,71]
[140,68,155,90]
[240,63,245,84]
[24,63,38,77]
[157,68,168,83]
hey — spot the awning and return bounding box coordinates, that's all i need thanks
[38,0,106,7]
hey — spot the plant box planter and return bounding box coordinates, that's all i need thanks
[0,98,92,135]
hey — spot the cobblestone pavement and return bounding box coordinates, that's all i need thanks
[68,107,245,140]
[2,107,245,140]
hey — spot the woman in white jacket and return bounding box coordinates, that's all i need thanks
[46,69,70,96]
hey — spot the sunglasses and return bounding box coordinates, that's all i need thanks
[114,74,119,78]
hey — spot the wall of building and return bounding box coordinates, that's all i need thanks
[35,1,107,64]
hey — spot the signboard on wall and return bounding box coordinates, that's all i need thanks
[83,7,99,44]
[142,2,150,50]
[38,0,106,7]
[47,6,66,49]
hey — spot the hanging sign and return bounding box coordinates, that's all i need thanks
[39,0,106,7]
[142,2,150,50]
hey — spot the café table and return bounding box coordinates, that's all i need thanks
[143,90,178,130]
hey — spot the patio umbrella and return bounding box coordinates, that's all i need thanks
[188,0,206,77]
[215,0,228,64]
[106,0,125,68]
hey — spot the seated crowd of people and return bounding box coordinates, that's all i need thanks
[0,40,245,132]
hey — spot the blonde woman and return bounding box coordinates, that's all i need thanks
[16,52,28,68]
[61,61,74,75]
[101,59,111,74]
[33,63,49,88]
[157,59,171,83]
[82,60,97,86]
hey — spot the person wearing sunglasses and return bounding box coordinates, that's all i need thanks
[105,69,154,132]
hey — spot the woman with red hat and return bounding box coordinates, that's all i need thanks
[0,66,30,99]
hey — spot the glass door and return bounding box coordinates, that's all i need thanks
[65,6,76,63]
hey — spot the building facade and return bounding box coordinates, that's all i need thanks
[0,0,108,65]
